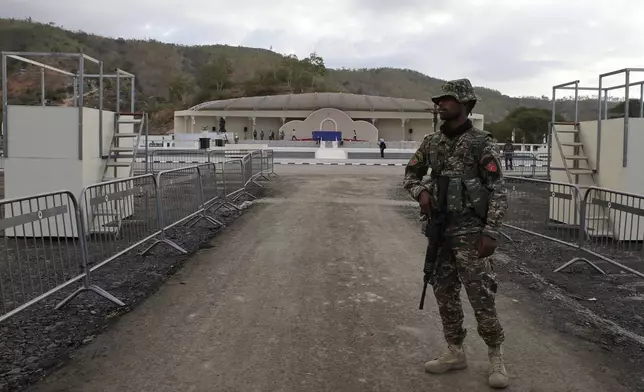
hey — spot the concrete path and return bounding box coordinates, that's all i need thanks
[28,165,627,392]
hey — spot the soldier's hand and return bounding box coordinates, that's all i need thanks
[418,191,432,216]
[477,235,497,258]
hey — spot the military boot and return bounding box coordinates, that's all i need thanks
[488,346,509,388]
[424,344,468,374]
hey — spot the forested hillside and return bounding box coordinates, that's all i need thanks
[0,18,606,133]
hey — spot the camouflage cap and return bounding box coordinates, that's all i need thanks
[431,78,481,105]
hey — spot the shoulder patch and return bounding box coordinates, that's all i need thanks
[409,157,419,165]
[485,160,498,172]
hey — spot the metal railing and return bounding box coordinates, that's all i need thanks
[503,176,644,278]
[135,149,209,174]
[0,191,89,322]
[500,152,550,179]
[0,150,275,323]
[129,148,546,179]
[79,174,159,268]
[132,149,278,176]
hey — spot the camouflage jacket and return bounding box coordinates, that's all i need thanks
[403,125,508,238]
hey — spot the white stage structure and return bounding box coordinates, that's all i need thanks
[549,68,644,243]
[1,51,146,237]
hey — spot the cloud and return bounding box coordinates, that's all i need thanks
[3,0,644,97]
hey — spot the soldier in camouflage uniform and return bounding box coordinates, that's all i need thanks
[403,79,509,389]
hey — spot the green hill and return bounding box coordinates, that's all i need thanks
[0,18,605,133]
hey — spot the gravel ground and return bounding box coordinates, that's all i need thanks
[392,178,644,392]
[0,173,267,392]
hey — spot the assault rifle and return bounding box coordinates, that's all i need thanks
[418,176,449,310]
[418,210,447,309]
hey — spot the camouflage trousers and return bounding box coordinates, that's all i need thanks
[432,234,505,347]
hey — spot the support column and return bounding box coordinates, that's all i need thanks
[116,73,120,113]
[371,119,377,141]
[401,118,408,141]
[2,53,7,155]
[130,76,136,113]
[639,83,644,118]
[73,76,78,107]
[40,67,45,107]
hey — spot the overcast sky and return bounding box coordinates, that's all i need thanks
[3,0,644,98]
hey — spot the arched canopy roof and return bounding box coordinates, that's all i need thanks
[189,92,434,112]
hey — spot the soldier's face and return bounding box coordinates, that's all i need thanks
[437,97,462,121]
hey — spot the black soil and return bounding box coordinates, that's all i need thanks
[0,184,264,392]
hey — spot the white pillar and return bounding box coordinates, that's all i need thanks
[401,118,407,141]
[371,118,377,141]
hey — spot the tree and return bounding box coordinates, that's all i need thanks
[244,68,281,96]
[168,74,195,105]
[305,52,326,76]
[273,52,326,93]
[508,107,551,143]
[486,120,514,142]
[609,99,642,118]
[199,56,233,92]
[299,52,326,90]
[277,54,301,91]
[488,107,565,144]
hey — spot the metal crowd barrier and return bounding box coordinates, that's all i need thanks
[503,176,644,279]
[208,149,256,163]
[196,162,223,212]
[0,190,122,323]
[214,159,248,210]
[251,150,267,183]
[501,152,550,179]
[79,174,159,268]
[187,163,225,228]
[146,150,209,173]
[0,149,275,323]
[133,148,280,176]
[263,150,277,178]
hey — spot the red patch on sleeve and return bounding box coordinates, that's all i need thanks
[485,161,498,172]
[409,157,418,165]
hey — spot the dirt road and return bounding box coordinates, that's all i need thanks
[28,166,632,392]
